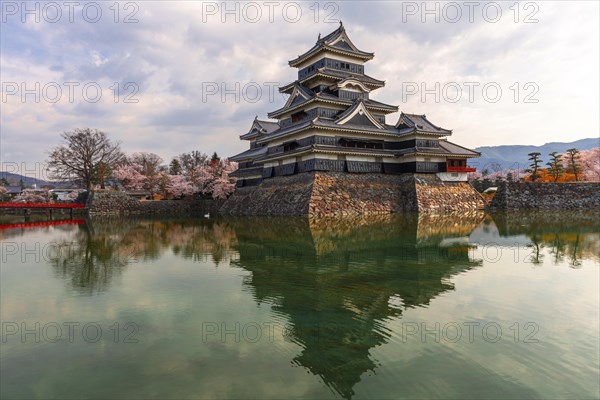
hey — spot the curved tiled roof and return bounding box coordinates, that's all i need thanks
[230,146,268,161]
[288,22,374,67]
[280,69,385,94]
[239,118,280,140]
[268,90,398,119]
[396,113,452,135]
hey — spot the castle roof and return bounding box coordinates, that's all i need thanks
[437,140,480,157]
[230,145,269,161]
[396,113,452,135]
[279,68,385,94]
[230,25,479,172]
[288,22,374,67]
[268,88,398,119]
[256,116,404,145]
[394,140,479,158]
[239,117,280,140]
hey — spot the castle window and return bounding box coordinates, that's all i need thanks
[291,111,308,123]
[283,141,299,152]
[339,138,383,149]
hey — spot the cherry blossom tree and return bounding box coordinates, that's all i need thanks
[165,174,194,198]
[114,150,237,200]
[0,185,8,201]
[113,152,165,195]
[64,190,82,201]
[580,147,600,182]
[14,189,47,203]
[113,164,146,191]
[204,159,238,199]
[178,151,209,188]
[193,164,217,194]
[210,174,236,199]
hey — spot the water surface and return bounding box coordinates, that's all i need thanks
[1,211,598,399]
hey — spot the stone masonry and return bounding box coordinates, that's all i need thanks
[490,182,600,210]
[220,172,485,217]
[88,191,223,216]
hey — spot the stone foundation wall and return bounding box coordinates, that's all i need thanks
[220,172,484,216]
[309,172,408,216]
[490,182,600,210]
[219,173,315,216]
[414,174,486,213]
[88,191,223,216]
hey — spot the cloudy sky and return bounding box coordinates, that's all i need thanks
[1,1,598,170]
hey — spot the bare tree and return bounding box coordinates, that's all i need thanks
[47,128,124,190]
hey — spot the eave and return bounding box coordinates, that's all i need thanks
[239,132,260,140]
[257,119,403,145]
[267,95,397,119]
[257,144,396,163]
[280,71,385,94]
[415,130,452,137]
[289,45,374,68]
[395,148,479,159]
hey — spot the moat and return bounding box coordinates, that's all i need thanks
[1,211,599,399]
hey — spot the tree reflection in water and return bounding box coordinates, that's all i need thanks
[47,217,238,294]
[491,210,600,268]
[26,210,598,398]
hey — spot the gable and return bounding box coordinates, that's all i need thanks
[336,101,384,129]
[290,93,306,107]
[345,113,380,127]
[332,39,353,51]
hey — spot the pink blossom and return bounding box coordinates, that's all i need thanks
[14,189,47,203]
[165,174,194,198]
[114,164,146,191]
[580,147,600,182]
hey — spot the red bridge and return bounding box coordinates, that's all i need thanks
[0,202,87,219]
[0,202,86,209]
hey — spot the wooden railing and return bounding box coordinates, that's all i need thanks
[0,202,86,209]
[447,166,476,173]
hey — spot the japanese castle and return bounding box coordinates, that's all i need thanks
[230,22,478,187]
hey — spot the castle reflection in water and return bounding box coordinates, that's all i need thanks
[2,210,597,398]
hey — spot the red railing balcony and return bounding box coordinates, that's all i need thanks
[447,166,477,173]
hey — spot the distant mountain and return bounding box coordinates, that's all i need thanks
[0,172,77,188]
[0,172,49,188]
[470,138,599,172]
[3,138,598,182]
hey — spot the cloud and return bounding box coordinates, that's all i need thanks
[1,1,598,166]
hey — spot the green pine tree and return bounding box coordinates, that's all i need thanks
[564,148,582,181]
[546,152,564,182]
[526,152,542,182]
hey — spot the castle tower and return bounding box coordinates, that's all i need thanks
[225,24,484,216]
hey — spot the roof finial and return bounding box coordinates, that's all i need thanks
[318,32,321,40]
[254,115,258,120]
[339,20,343,28]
